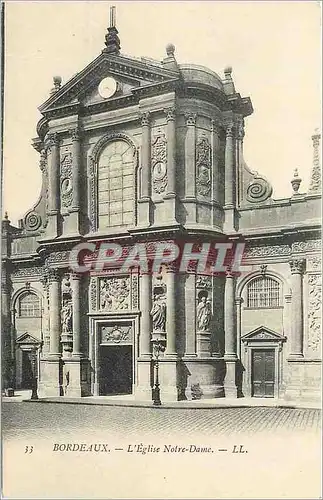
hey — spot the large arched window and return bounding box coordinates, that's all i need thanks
[19,292,41,317]
[98,140,135,228]
[247,276,280,308]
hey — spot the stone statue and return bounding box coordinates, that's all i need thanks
[150,295,166,332]
[196,296,212,331]
[61,302,72,333]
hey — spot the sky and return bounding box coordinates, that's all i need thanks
[2,1,321,225]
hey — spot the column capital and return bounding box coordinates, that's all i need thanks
[47,132,60,147]
[70,271,82,281]
[225,123,235,138]
[166,262,177,273]
[236,118,245,140]
[225,269,235,279]
[184,112,197,126]
[70,127,81,141]
[164,107,176,122]
[48,268,61,282]
[289,259,305,275]
[140,112,150,127]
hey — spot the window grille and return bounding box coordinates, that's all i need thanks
[98,140,134,228]
[19,293,41,317]
[247,277,280,308]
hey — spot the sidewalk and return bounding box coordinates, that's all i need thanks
[3,391,321,410]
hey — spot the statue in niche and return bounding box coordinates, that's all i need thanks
[61,301,72,333]
[150,294,166,332]
[196,291,212,332]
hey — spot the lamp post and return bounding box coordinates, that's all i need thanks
[151,339,165,406]
[29,348,39,400]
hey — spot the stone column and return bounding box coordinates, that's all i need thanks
[40,268,62,397]
[47,133,60,236]
[235,118,244,207]
[165,265,176,356]
[184,113,196,199]
[289,259,305,358]
[139,272,152,357]
[224,123,235,232]
[71,128,81,210]
[140,112,151,199]
[211,120,221,203]
[165,108,176,196]
[40,272,50,355]
[138,113,151,227]
[224,270,238,397]
[62,272,89,397]
[71,272,82,357]
[48,269,61,357]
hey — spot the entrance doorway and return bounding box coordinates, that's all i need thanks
[99,345,133,396]
[251,349,275,397]
[21,351,33,389]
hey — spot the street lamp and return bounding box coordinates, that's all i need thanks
[29,348,39,400]
[151,339,165,406]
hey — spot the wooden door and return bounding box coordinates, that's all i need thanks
[251,349,275,397]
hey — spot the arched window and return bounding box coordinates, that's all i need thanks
[19,292,41,317]
[98,140,135,228]
[247,276,280,308]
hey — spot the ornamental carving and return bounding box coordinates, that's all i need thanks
[292,240,321,253]
[308,132,321,193]
[307,274,322,351]
[185,113,196,127]
[46,251,70,265]
[244,245,291,258]
[12,266,43,279]
[23,211,42,232]
[99,276,130,311]
[131,274,139,309]
[289,259,305,275]
[152,134,167,194]
[196,136,211,197]
[196,275,212,289]
[101,325,132,344]
[307,256,321,271]
[140,112,150,127]
[246,176,273,203]
[164,107,176,122]
[90,278,97,310]
[60,151,73,209]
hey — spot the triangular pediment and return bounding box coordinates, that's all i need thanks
[241,326,286,342]
[39,52,180,115]
[16,332,41,345]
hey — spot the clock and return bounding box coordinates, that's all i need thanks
[98,77,118,99]
[153,162,167,180]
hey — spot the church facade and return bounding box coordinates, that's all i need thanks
[2,15,321,402]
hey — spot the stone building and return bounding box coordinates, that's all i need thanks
[2,12,321,402]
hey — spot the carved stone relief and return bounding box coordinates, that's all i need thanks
[307,274,322,352]
[196,136,211,197]
[60,150,73,210]
[151,134,167,194]
[101,325,132,344]
[99,276,130,311]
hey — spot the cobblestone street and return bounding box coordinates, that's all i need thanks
[2,402,321,440]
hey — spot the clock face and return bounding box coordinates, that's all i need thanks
[98,77,117,99]
[153,162,167,180]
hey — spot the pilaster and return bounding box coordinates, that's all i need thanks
[137,112,151,227]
